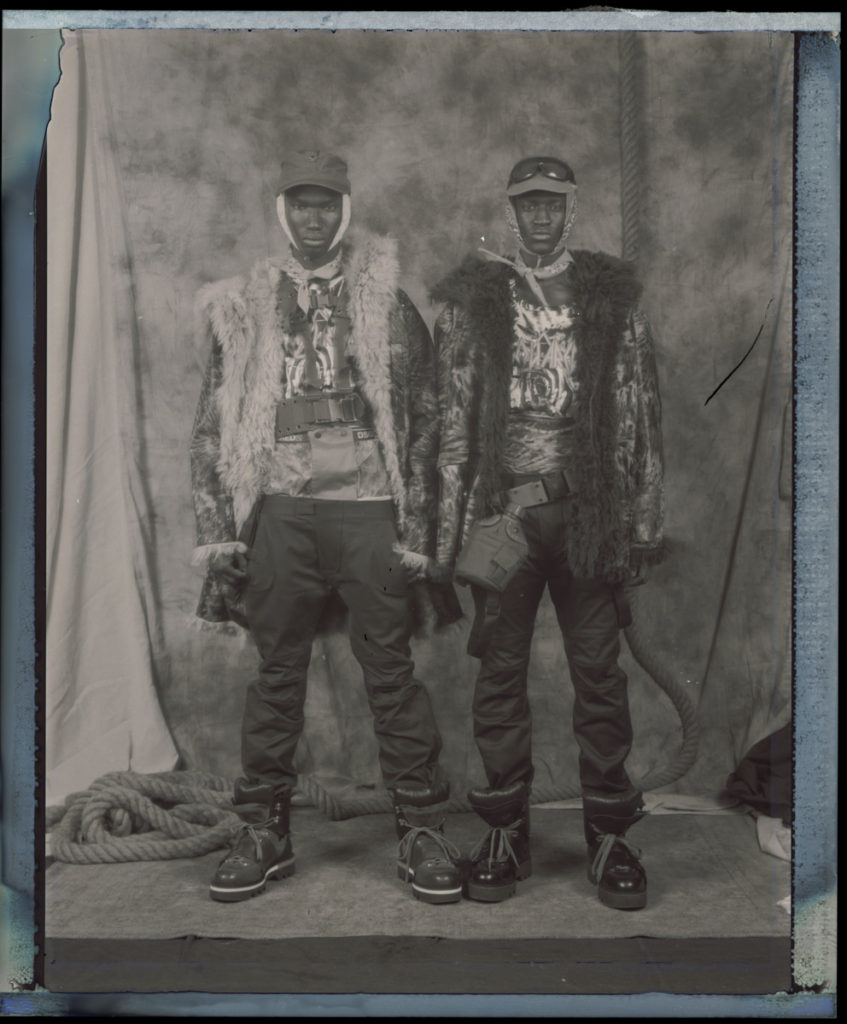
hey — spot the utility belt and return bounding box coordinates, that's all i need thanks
[497,467,576,509]
[275,390,368,440]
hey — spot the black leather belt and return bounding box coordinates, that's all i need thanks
[275,392,367,439]
[500,468,575,508]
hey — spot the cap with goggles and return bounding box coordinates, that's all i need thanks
[506,156,577,197]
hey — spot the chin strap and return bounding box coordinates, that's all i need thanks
[477,247,573,308]
[479,193,579,308]
[277,247,345,315]
[276,192,352,313]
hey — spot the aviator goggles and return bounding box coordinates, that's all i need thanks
[506,157,577,196]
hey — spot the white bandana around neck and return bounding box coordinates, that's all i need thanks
[479,191,578,308]
[276,193,351,313]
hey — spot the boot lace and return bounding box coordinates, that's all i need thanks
[469,819,522,871]
[225,822,275,866]
[590,832,642,884]
[398,825,461,873]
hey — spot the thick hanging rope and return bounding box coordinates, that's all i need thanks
[624,588,700,790]
[617,32,700,789]
[620,32,646,267]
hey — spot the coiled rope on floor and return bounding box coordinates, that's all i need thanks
[48,770,242,864]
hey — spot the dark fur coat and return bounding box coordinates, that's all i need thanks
[431,250,664,582]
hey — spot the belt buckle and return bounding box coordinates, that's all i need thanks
[507,479,548,508]
[309,397,333,424]
[340,393,366,422]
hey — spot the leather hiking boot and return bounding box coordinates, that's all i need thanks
[466,781,532,903]
[584,792,647,910]
[586,833,646,910]
[210,790,295,902]
[394,781,463,904]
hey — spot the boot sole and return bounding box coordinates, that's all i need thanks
[399,863,463,903]
[466,880,516,902]
[598,887,647,910]
[412,883,463,904]
[209,857,296,902]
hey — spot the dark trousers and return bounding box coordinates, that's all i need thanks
[241,495,442,795]
[473,497,640,812]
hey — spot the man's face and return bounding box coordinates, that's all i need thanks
[512,190,567,256]
[283,185,344,258]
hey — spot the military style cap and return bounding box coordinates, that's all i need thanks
[278,150,351,195]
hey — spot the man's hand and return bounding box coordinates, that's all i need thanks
[627,546,649,586]
[209,549,249,584]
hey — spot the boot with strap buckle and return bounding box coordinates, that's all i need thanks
[393,780,464,904]
[209,785,295,902]
[466,781,532,902]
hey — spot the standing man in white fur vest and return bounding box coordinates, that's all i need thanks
[190,150,463,905]
[431,155,665,909]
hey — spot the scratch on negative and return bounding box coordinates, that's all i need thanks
[704,298,773,407]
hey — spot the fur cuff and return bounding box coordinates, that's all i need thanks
[630,540,666,567]
[185,613,248,639]
[191,541,248,568]
[394,545,434,581]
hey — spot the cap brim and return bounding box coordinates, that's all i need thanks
[280,176,350,195]
[507,175,577,197]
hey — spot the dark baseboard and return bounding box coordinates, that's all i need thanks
[42,934,792,995]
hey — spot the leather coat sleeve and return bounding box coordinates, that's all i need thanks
[433,304,473,570]
[628,309,665,553]
[395,291,439,560]
[189,327,238,561]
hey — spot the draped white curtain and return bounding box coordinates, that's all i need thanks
[46,31,178,804]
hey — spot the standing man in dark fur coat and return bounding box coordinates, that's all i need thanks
[190,150,463,905]
[431,155,664,908]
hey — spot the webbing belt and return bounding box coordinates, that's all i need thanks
[499,468,576,507]
[275,392,367,439]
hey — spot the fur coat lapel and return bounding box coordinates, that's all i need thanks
[431,248,651,580]
[197,229,401,533]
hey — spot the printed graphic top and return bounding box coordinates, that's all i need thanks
[266,275,392,500]
[503,282,581,476]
